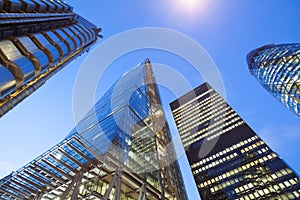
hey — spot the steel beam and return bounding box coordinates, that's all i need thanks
[139,183,147,200]
[70,171,84,200]
[10,179,37,194]
[114,173,121,200]
[28,165,66,185]
[16,175,45,191]
[0,187,25,200]
[60,170,84,200]
[23,170,56,190]
[49,154,78,174]
[41,160,73,180]
[57,149,88,171]
[102,170,122,200]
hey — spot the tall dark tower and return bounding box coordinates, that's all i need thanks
[0,0,101,117]
[0,60,186,200]
[247,43,300,116]
[170,82,300,199]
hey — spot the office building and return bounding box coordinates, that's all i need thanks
[0,0,101,117]
[170,83,300,200]
[247,43,300,116]
[0,60,186,200]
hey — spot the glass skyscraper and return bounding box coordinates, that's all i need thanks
[0,0,100,117]
[247,43,300,116]
[0,60,186,200]
[170,82,300,200]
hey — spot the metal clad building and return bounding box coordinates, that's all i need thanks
[0,0,101,117]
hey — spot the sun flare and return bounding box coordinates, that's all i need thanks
[177,0,201,11]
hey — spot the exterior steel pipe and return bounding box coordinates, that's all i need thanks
[53,29,76,54]
[0,66,16,98]
[61,27,81,50]
[29,0,47,12]
[0,40,35,88]
[9,36,50,76]
[0,42,93,116]
[68,25,86,45]
[42,31,68,61]
[28,33,60,67]
[20,0,35,12]
[3,0,22,12]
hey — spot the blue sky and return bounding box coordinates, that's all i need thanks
[0,1,299,199]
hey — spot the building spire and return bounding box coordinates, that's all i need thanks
[144,58,151,64]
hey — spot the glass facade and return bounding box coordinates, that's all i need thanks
[0,60,186,200]
[0,0,101,117]
[247,43,300,116]
[170,83,300,200]
[75,65,163,192]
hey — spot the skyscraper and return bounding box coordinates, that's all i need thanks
[247,43,300,116]
[170,83,300,199]
[0,0,101,117]
[0,60,186,200]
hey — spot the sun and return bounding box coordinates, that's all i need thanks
[185,0,199,7]
[171,0,206,17]
[176,0,204,13]
[163,0,209,22]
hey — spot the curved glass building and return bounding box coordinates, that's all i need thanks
[247,43,300,116]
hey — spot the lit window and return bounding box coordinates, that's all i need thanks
[271,174,277,180]
[284,181,291,187]
[293,191,300,198]
[290,179,297,185]
[258,190,264,196]
[279,183,285,189]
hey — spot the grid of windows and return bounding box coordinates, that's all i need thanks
[170,82,300,199]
